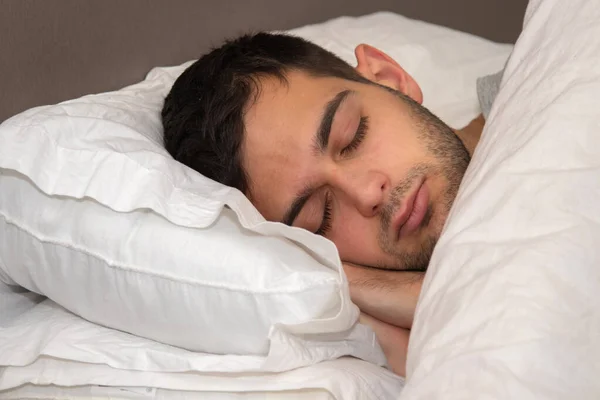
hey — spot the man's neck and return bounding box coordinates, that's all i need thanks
[454,113,485,156]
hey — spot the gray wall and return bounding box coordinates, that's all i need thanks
[0,0,529,121]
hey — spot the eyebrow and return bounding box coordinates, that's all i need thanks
[313,89,353,153]
[282,89,353,226]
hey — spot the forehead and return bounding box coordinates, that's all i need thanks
[242,71,346,220]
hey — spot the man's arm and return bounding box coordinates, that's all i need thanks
[359,312,410,377]
[346,264,421,377]
[344,263,423,329]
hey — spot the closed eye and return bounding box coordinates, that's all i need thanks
[341,116,369,156]
[315,191,333,236]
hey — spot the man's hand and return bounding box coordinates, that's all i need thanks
[344,262,423,329]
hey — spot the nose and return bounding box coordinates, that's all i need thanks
[333,167,389,217]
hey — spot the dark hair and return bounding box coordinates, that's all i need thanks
[161,32,370,193]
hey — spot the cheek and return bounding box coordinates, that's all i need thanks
[366,115,427,170]
[328,211,383,265]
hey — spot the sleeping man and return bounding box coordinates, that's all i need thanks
[161,33,499,376]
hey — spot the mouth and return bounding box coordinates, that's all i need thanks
[392,177,430,241]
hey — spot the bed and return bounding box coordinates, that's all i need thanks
[3,0,600,399]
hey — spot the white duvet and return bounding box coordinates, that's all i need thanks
[403,0,600,398]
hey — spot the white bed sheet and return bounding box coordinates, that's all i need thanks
[0,285,403,399]
[1,385,334,400]
[0,332,402,400]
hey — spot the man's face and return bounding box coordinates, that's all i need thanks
[242,66,469,271]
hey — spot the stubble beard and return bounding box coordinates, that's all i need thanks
[376,91,471,272]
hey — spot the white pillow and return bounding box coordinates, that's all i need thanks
[0,12,510,372]
[403,0,600,398]
[0,68,380,371]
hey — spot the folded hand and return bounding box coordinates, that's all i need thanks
[343,262,424,377]
[343,262,423,329]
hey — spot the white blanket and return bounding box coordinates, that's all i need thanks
[403,0,600,398]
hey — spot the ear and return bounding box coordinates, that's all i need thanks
[354,44,423,104]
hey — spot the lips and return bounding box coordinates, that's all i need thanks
[392,178,430,240]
